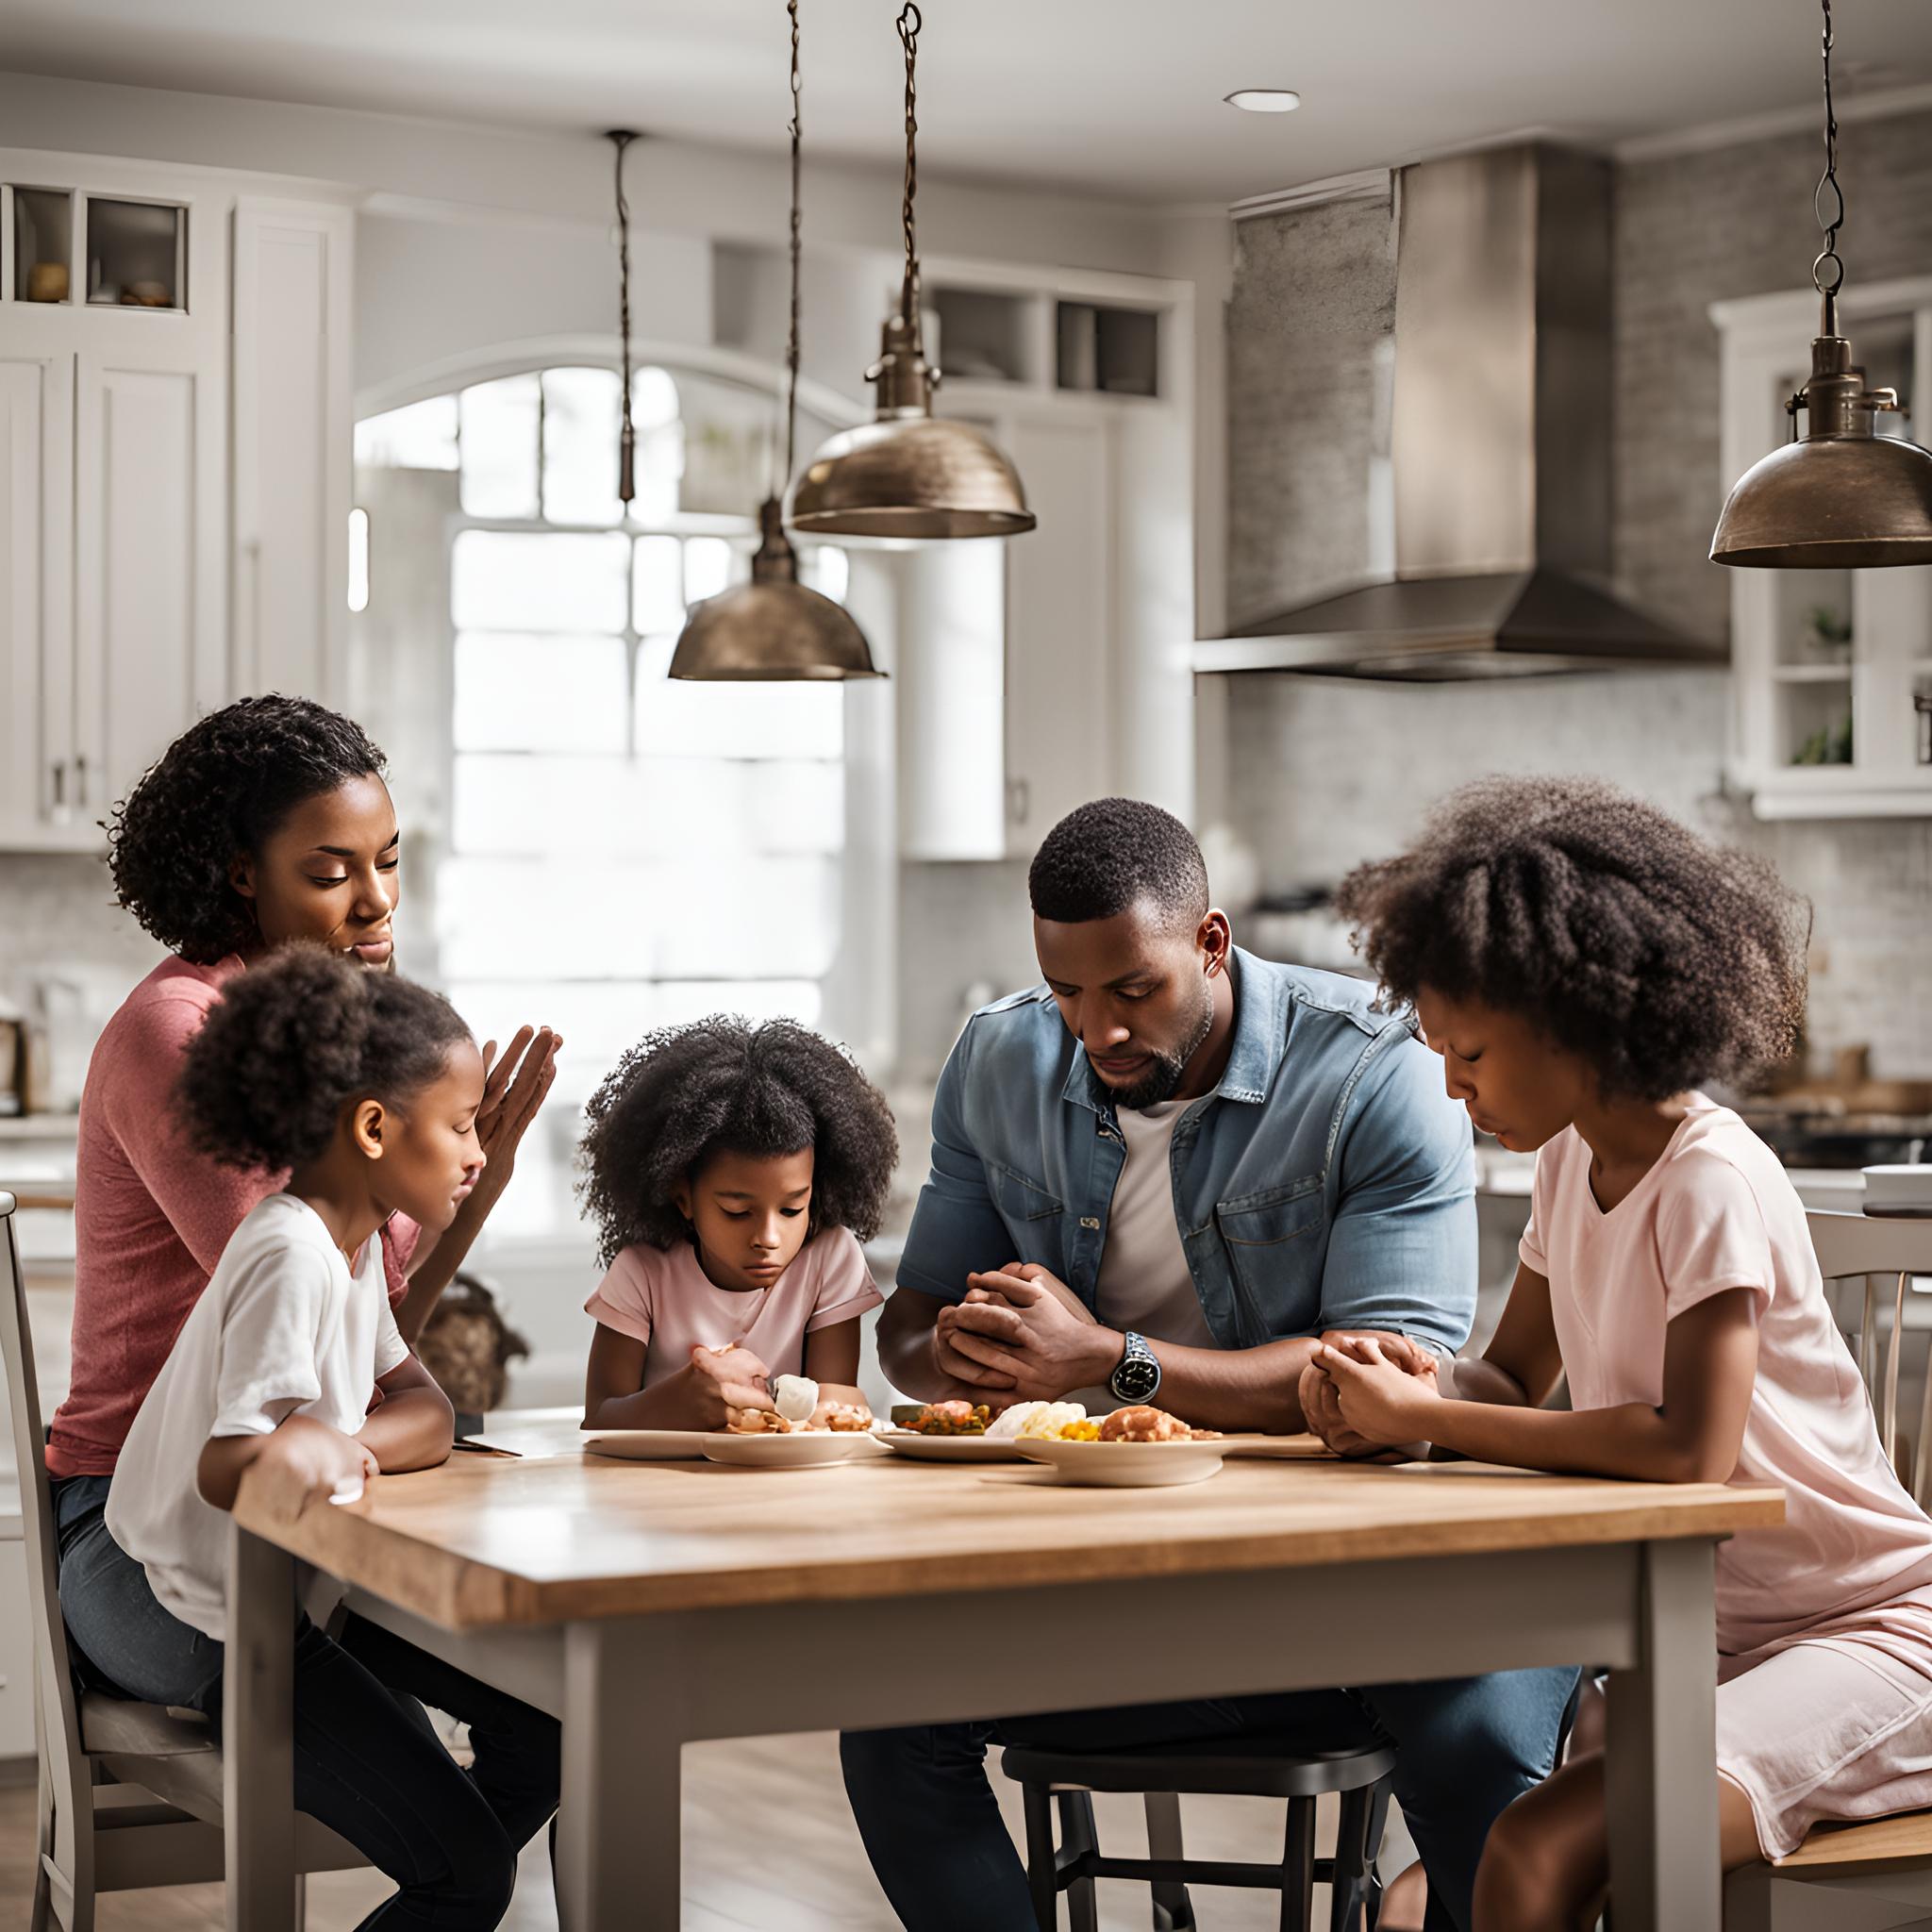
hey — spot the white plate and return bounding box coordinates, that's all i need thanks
[1015,1439,1225,1488]
[700,1431,874,1470]
[877,1431,1035,1463]
[583,1429,710,1461]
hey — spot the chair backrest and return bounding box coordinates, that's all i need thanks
[0,1193,93,1842]
[1808,1208,1932,1490]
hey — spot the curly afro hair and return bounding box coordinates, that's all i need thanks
[576,1017,899,1265]
[1028,797,1209,932]
[1334,776,1809,1103]
[177,945,472,1173]
[108,695,389,964]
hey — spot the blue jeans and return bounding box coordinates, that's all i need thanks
[54,1475,559,1932]
[841,1667,1579,1932]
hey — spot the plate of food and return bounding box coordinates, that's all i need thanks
[700,1429,876,1470]
[1014,1406,1225,1488]
[876,1398,1079,1461]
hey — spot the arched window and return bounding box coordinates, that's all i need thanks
[354,360,866,1241]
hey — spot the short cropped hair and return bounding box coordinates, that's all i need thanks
[1027,798,1209,932]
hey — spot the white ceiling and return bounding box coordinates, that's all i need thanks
[5,0,1932,206]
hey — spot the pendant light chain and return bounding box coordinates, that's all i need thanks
[1812,0,1845,307]
[609,129,638,505]
[897,3,922,333]
[783,0,804,491]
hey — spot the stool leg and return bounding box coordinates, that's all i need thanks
[1058,1790,1100,1932]
[1280,1796,1317,1932]
[1361,1779,1393,1931]
[1143,1791,1195,1931]
[1328,1786,1372,1932]
[1022,1783,1058,1931]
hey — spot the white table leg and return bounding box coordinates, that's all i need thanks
[1606,1538,1720,1932]
[558,1620,683,1931]
[224,1521,298,1932]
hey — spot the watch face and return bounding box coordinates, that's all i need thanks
[1112,1352,1161,1402]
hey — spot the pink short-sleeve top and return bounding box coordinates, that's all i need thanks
[584,1226,882,1389]
[1522,1096,1932,1654]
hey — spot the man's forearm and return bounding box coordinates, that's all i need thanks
[1142,1335,1324,1432]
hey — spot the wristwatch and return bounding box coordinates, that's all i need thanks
[1108,1330,1162,1405]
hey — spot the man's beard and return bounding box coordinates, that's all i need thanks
[1110,990,1216,1112]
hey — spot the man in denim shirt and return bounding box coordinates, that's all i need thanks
[843,800,1575,1932]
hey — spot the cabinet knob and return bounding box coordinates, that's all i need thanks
[75,755,87,806]
[50,761,64,808]
[1008,776,1030,826]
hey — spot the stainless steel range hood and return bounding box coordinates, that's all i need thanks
[1196,144,1725,681]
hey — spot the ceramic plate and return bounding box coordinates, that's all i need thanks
[1015,1439,1224,1488]
[584,1429,709,1461]
[1218,1433,1337,1459]
[876,1431,1035,1463]
[700,1431,874,1470]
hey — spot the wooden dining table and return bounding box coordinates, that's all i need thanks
[221,1415,1781,1931]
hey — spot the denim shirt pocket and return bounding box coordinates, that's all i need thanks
[986,1163,1067,1272]
[1215,1175,1324,1330]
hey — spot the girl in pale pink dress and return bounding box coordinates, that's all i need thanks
[1313,775,1932,1931]
[577,1018,897,1432]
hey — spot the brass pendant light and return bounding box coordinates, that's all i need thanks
[608,128,639,506]
[670,2,881,681]
[785,3,1036,541]
[1710,0,1932,568]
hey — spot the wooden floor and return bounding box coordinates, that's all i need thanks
[0,1732,1374,1928]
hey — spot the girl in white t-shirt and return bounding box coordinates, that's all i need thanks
[578,1017,896,1431]
[1313,776,1932,1930]
[103,946,558,1930]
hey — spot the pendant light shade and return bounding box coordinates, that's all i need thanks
[787,4,1035,542]
[1711,0,1932,568]
[667,2,882,681]
[787,313,1035,540]
[671,501,880,679]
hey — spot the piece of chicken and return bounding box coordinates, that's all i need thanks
[724,1407,796,1435]
[1100,1406,1210,1442]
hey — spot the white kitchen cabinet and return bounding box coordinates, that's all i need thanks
[231,197,353,707]
[1001,413,1113,856]
[0,155,353,849]
[74,335,226,819]
[0,351,83,847]
[1715,276,1932,819]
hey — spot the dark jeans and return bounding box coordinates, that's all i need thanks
[841,1666,1579,1932]
[54,1474,559,1932]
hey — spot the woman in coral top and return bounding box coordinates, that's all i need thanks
[49,696,558,1709]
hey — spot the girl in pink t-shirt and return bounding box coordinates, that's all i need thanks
[1314,776,1932,1927]
[577,1018,897,1432]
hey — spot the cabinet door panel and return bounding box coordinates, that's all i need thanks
[0,353,75,837]
[1003,416,1111,855]
[232,199,352,704]
[75,355,223,814]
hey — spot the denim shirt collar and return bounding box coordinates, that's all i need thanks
[1058,948,1285,1123]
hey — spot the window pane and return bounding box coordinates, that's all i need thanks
[635,634,844,760]
[440,857,838,980]
[453,754,841,857]
[632,368,684,523]
[541,367,623,527]
[683,536,733,605]
[452,531,629,633]
[459,375,541,518]
[631,535,684,634]
[454,634,628,753]
[355,395,458,471]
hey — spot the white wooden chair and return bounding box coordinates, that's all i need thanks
[1723,1208,1932,1929]
[0,1190,365,1929]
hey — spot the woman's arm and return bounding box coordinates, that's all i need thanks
[357,1354,455,1472]
[1321,1286,1760,1483]
[581,1326,775,1430]
[803,1316,868,1409]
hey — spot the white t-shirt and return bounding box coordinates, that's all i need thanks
[1093,1101,1217,1348]
[107,1192,409,1642]
[1522,1097,1932,1655]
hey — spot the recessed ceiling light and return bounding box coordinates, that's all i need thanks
[1224,89,1302,113]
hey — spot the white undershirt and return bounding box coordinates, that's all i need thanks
[1091,1100,1217,1360]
